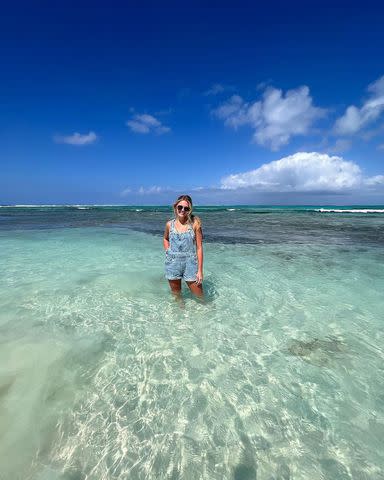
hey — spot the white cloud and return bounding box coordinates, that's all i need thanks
[214,95,248,127]
[53,131,98,145]
[221,152,384,192]
[256,80,272,91]
[213,86,326,150]
[378,143,384,151]
[126,113,170,135]
[136,114,160,127]
[126,121,150,134]
[334,75,384,135]
[364,175,384,186]
[138,186,166,194]
[204,83,225,95]
[156,125,172,135]
[120,187,131,197]
[204,83,235,96]
[119,185,172,197]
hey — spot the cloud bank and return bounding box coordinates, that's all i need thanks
[221,152,384,192]
[53,131,98,145]
[213,86,326,150]
[334,75,384,135]
[120,152,384,205]
[126,114,170,135]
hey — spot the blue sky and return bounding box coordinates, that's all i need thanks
[1,1,384,205]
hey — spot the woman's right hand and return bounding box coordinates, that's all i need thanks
[195,271,203,285]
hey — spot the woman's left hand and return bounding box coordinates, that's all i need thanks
[195,271,203,285]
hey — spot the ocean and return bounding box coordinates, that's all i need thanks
[1,205,384,479]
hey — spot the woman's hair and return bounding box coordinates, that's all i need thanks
[173,194,201,229]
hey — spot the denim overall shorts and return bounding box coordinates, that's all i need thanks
[165,219,198,281]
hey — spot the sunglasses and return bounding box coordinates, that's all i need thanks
[177,205,190,212]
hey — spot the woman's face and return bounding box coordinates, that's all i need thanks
[175,200,191,221]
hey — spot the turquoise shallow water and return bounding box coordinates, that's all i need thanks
[1,207,384,479]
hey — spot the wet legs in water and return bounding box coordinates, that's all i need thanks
[168,279,204,299]
[186,280,203,298]
[168,279,182,299]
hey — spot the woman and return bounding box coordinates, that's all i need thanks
[163,195,203,297]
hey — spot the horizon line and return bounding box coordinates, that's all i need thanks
[2,203,384,208]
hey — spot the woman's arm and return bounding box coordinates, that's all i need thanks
[195,226,203,284]
[163,221,170,251]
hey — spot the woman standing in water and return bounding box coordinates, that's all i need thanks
[163,195,203,297]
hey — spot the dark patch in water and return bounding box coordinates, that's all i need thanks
[233,464,257,480]
[61,467,86,480]
[231,421,258,479]
[272,252,296,261]
[0,376,15,398]
[287,336,346,365]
